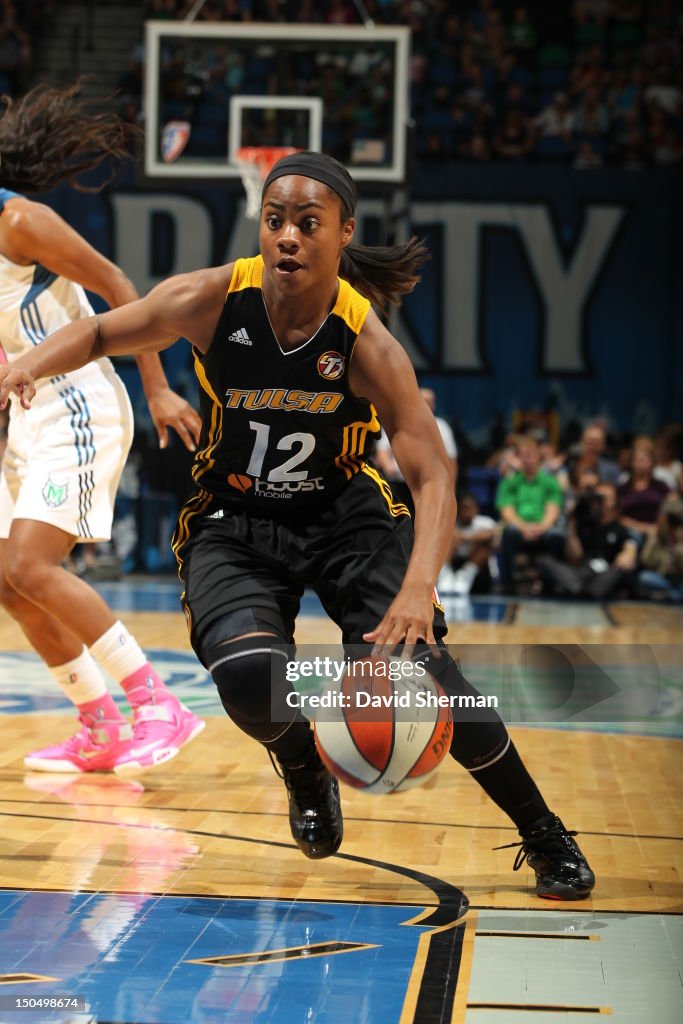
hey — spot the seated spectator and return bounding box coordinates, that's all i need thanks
[574,84,610,141]
[496,437,565,593]
[617,438,671,538]
[607,67,643,125]
[574,138,604,166]
[460,129,493,162]
[420,388,458,488]
[566,422,621,485]
[566,463,601,515]
[438,493,497,595]
[493,109,535,160]
[573,0,611,27]
[537,482,638,599]
[117,54,143,103]
[0,10,31,96]
[145,0,180,18]
[482,7,506,64]
[611,0,644,22]
[486,431,524,477]
[644,66,682,117]
[569,44,607,97]
[653,424,683,491]
[373,389,457,514]
[533,92,575,159]
[507,5,538,55]
[501,82,533,115]
[324,0,358,25]
[637,496,683,602]
[646,103,683,165]
[540,439,569,488]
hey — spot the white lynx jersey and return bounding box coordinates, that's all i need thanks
[0,188,134,542]
[0,187,114,394]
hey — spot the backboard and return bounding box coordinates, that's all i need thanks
[144,21,410,183]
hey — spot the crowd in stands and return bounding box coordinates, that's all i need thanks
[129,0,683,167]
[436,420,683,603]
[0,1,40,97]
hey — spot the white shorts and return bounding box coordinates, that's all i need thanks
[0,359,134,543]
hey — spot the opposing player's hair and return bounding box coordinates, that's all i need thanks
[0,82,139,194]
[340,235,430,311]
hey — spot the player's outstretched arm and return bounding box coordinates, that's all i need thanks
[349,310,456,657]
[0,265,231,411]
[0,197,205,448]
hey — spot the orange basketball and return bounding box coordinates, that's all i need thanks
[313,655,453,794]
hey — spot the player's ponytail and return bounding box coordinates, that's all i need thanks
[339,235,430,310]
[0,82,139,194]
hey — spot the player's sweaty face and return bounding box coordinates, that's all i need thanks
[260,175,353,291]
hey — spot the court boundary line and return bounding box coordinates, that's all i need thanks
[3,798,680,843]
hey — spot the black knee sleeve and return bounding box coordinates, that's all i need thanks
[207,635,303,745]
[415,643,510,772]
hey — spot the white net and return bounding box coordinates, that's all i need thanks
[235,147,300,220]
[235,155,263,220]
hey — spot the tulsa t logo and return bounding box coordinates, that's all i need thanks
[317,351,345,380]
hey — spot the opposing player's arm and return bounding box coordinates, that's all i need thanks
[0,198,205,448]
[0,266,231,409]
[0,198,138,308]
[349,310,456,654]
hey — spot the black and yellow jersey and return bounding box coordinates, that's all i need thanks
[190,255,384,516]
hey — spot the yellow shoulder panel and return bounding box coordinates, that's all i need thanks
[332,278,371,334]
[227,255,264,295]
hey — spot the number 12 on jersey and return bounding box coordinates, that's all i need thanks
[246,420,316,481]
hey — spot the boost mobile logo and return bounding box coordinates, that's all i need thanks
[228,473,325,499]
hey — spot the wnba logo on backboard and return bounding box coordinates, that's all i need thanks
[161,121,191,163]
[227,473,252,493]
[317,352,345,380]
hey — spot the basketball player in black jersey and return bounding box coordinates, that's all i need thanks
[0,152,594,900]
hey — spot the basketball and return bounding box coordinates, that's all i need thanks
[313,655,453,794]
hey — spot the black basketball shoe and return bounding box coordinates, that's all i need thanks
[498,816,595,900]
[274,750,343,860]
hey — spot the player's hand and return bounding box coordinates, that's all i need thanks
[0,365,36,410]
[146,386,202,452]
[363,582,438,662]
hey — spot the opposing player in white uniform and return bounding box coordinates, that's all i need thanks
[0,83,204,774]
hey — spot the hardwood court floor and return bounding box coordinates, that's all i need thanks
[0,591,681,1023]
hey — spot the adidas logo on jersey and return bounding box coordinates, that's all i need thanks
[228,328,252,346]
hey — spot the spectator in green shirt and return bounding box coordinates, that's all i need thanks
[496,436,565,592]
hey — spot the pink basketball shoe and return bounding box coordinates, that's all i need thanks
[113,697,205,776]
[23,715,134,773]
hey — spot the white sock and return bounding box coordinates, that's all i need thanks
[89,621,147,683]
[453,561,478,594]
[459,561,478,583]
[49,647,109,706]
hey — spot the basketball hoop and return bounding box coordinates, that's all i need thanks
[235,146,300,220]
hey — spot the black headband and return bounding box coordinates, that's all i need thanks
[262,151,357,215]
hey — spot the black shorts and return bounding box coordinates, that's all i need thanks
[175,469,447,662]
